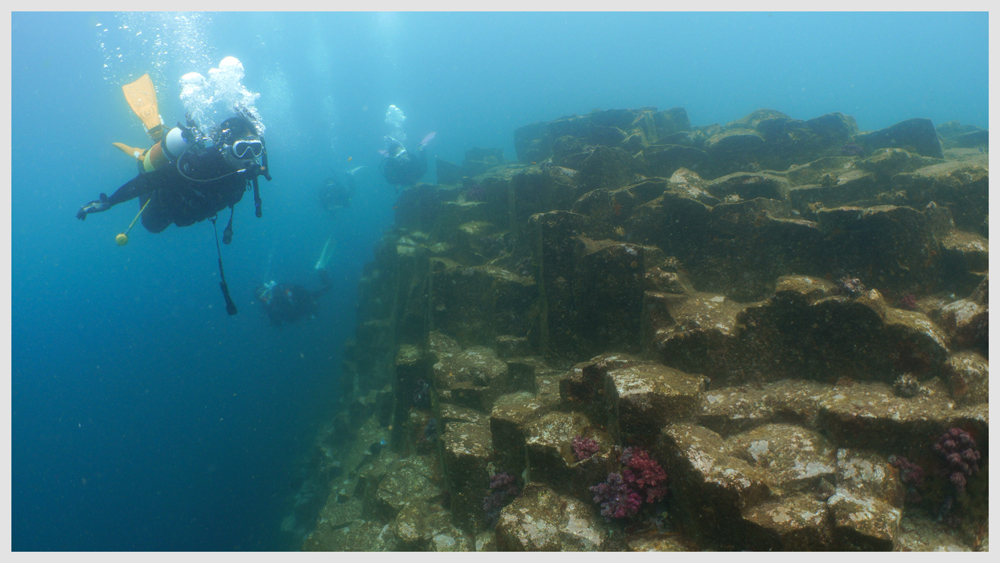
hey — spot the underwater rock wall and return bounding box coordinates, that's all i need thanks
[306,107,988,552]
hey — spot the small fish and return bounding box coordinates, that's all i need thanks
[347,156,352,161]
[420,131,436,147]
[347,166,365,175]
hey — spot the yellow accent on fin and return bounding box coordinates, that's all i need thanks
[121,74,162,139]
[113,142,145,161]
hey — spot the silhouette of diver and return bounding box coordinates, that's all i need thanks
[256,268,333,326]
[379,132,435,189]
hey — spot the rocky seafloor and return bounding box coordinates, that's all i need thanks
[289,107,988,551]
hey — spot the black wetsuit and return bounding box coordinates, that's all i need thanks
[108,143,261,233]
[318,177,356,213]
[260,269,334,326]
[381,147,427,187]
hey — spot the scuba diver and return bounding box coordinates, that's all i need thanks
[256,269,334,326]
[255,239,336,326]
[379,132,435,189]
[75,73,273,315]
[317,167,362,215]
[76,73,271,235]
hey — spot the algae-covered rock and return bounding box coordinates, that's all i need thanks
[606,363,706,443]
[944,350,989,406]
[891,160,989,237]
[743,494,832,550]
[828,489,901,551]
[524,411,595,494]
[432,345,509,412]
[432,265,538,348]
[489,391,553,480]
[727,423,837,493]
[656,422,772,549]
[834,449,903,507]
[815,382,955,452]
[392,501,453,550]
[697,380,830,437]
[304,520,398,551]
[705,172,791,202]
[855,118,944,159]
[441,421,492,532]
[494,483,606,551]
[373,455,442,521]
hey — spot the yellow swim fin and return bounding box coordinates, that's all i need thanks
[121,73,163,141]
[112,141,146,161]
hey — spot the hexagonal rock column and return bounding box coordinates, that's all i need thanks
[570,238,649,357]
[432,265,538,348]
[944,350,989,407]
[726,423,838,550]
[432,345,509,413]
[655,423,772,550]
[606,362,706,445]
[742,494,832,550]
[441,421,493,533]
[560,353,648,424]
[827,449,903,550]
[494,483,606,551]
[489,391,554,480]
[727,423,837,494]
[524,411,606,500]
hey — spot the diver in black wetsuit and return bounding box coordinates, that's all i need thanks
[256,269,334,326]
[76,115,271,237]
[379,136,428,188]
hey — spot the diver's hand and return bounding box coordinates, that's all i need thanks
[76,194,110,220]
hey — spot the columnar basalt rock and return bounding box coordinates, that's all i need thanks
[305,107,988,552]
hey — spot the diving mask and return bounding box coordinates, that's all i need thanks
[232,138,264,159]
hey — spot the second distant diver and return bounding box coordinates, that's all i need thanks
[256,268,334,326]
[318,167,362,215]
[379,132,435,188]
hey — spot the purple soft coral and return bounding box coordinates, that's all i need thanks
[621,447,668,503]
[889,455,925,503]
[590,472,643,520]
[483,472,520,528]
[934,427,980,494]
[571,435,600,461]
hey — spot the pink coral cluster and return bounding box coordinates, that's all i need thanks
[590,472,643,520]
[621,447,668,503]
[896,293,918,311]
[590,447,667,520]
[934,427,980,494]
[889,455,924,503]
[571,435,600,461]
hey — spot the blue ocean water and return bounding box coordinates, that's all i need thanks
[10,11,987,551]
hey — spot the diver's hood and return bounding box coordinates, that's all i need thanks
[219,116,259,146]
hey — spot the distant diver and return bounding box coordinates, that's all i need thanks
[256,241,336,326]
[255,269,334,326]
[74,73,273,315]
[379,132,435,189]
[317,167,362,215]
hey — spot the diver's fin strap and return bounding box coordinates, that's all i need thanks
[210,216,238,316]
[252,177,262,218]
[121,73,163,139]
[113,142,146,161]
[223,206,234,245]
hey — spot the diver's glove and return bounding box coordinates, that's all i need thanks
[76,193,110,220]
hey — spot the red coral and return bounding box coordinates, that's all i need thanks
[571,435,599,461]
[590,472,642,520]
[896,293,918,311]
[621,447,668,503]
